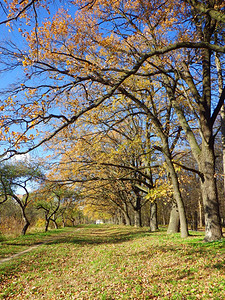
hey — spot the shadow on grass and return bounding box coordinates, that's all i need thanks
[0,228,75,247]
[0,227,150,280]
[44,229,150,246]
[2,226,152,247]
[1,226,225,284]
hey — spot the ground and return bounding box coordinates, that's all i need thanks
[0,225,225,299]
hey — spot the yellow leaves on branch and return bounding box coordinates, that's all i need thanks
[22,56,32,67]
[145,182,173,202]
[6,95,16,105]
[7,131,34,149]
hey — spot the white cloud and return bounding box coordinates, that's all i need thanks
[10,153,31,163]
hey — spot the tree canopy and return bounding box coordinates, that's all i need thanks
[0,0,225,240]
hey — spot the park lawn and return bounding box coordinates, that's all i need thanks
[0,225,225,299]
[0,228,78,259]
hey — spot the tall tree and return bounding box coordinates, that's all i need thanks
[0,0,225,240]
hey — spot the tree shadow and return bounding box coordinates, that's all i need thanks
[44,229,150,246]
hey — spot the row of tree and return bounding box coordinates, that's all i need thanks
[0,0,225,240]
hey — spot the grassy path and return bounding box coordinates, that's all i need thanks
[0,243,43,265]
[0,228,81,264]
[0,225,225,299]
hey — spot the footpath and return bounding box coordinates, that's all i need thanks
[0,242,45,265]
[0,229,77,265]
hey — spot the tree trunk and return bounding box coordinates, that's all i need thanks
[162,50,223,241]
[134,209,142,227]
[122,203,131,225]
[118,211,124,225]
[165,157,189,237]
[220,103,225,193]
[198,197,203,228]
[199,145,222,241]
[192,211,198,231]
[162,212,166,226]
[123,211,131,226]
[52,220,58,229]
[45,218,50,232]
[133,189,142,227]
[21,218,30,235]
[167,201,180,234]
[215,52,225,198]
[71,218,75,226]
[150,201,158,232]
[62,215,66,227]
[21,208,30,235]
[171,105,222,240]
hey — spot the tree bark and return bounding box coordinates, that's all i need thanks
[45,217,50,232]
[45,219,50,232]
[123,211,131,226]
[167,201,180,234]
[150,201,158,232]
[21,208,30,235]
[165,157,189,237]
[192,211,198,231]
[122,203,131,225]
[52,219,58,229]
[133,187,142,227]
[199,144,222,241]
[198,197,203,228]
[21,217,30,235]
[134,209,142,227]
[62,216,66,227]
[215,52,225,225]
[51,214,58,229]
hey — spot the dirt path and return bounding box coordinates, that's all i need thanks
[0,231,76,265]
[0,243,44,265]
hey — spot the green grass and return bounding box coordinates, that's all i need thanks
[0,228,76,258]
[0,225,225,299]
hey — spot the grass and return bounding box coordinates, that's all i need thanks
[0,225,225,299]
[0,228,76,258]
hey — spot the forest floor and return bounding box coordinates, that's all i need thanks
[0,225,225,299]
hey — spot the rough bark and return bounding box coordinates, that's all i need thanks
[198,197,203,228]
[132,187,142,227]
[134,209,142,227]
[167,201,180,234]
[165,156,189,237]
[150,202,158,232]
[199,144,222,241]
[215,52,225,200]
[220,104,225,194]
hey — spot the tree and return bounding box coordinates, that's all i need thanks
[60,201,85,227]
[47,100,168,228]
[35,183,77,231]
[0,0,225,240]
[0,161,42,234]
